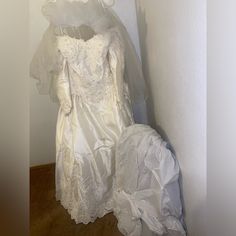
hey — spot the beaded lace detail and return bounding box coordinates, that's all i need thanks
[56,29,122,105]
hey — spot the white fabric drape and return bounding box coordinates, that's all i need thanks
[113,124,186,236]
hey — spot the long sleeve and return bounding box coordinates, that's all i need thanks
[56,58,72,115]
[108,30,125,105]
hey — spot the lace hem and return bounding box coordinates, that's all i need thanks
[56,192,113,224]
[56,147,115,224]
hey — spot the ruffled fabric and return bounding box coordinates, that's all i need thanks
[113,124,186,236]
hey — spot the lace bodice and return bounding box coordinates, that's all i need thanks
[56,28,127,106]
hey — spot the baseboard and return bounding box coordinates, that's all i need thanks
[30,163,55,172]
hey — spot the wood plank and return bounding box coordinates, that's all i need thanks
[30,162,123,236]
[30,163,55,172]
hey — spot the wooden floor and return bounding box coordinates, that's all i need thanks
[30,163,123,236]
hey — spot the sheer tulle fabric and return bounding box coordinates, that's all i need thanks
[30,0,148,123]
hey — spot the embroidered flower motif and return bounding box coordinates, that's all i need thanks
[56,29,125,104]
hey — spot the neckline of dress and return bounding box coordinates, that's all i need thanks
[58,27,116,44]
[67,32,102,44]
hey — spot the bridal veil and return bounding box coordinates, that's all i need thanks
[30,0,148,122]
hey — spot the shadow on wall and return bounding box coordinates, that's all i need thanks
[136,3,156,128]
[135,2,187,233]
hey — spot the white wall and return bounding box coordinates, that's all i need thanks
[30,0,58,167]
[30,0,140,166]
[135,1,206,235]
[113,0,141,58]
[208,1,236,235]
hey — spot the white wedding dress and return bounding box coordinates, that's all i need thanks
[55,27,134,224]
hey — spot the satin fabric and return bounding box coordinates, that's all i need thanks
[55,27,134,224]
